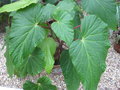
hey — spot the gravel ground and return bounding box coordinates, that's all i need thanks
[0,33,120,90]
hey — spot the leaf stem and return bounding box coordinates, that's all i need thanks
[39,25,51,29]
[73,25,81,29]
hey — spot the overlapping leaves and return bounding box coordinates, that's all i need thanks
[5,4,56,77]
[1,0,116,90]
[8,4,47,66]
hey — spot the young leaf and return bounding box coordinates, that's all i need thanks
[23,76,57,90]
[0,0,39,13]
[40,38,57,73]
[17,48,45,77]
[51,9,74,46]
[60,50,80,90]
[69,15,110,90]
[8,4,47,66]
[81,0,117,30]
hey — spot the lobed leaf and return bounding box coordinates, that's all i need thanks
[70,15,110,90]
[17,48,45,77]
[51,9,74,46]
[5,4,47,76]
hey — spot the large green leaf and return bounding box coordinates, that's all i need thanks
[40,38,57,73]
[81,0,117,30]
[0,0,39,13]
[51,9,74,46]
[8,4,47,66]
[69,15,110,90]
[60,50,80,90]
[17,48,45,77]
[23,76,57,90]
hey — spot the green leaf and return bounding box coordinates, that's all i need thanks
[23,76,57,90]
[8,4,47,66]
[73,12,81,39]
[37,76,53,86]
[4,27,15,77]
[69,15,110,90]
[23,81,39,90]
[40,38,57,73]
[57,0,76,12]
[5,51,15,77]
[0,0,39,13]
[40,4,56,22]
[60,50,80,90]
[81,0,117,30]
[45,0,58,4]
[17,48,45,77]
[51,9,74,46]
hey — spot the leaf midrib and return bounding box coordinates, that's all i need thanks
[81,39,93,85]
